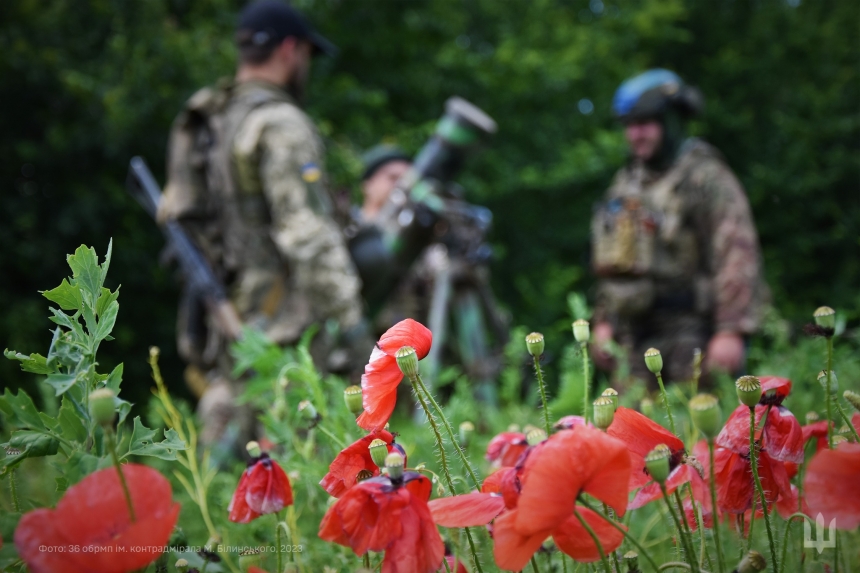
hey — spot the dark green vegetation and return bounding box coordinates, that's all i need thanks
[2,0,858,404]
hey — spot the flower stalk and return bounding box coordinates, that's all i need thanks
[573,508,612,573]
[526,333,552,434]
[708,440,726,573]
[646,348,676,435]
[748,406,778,571]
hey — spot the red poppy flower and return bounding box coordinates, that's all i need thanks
[485,431,529,468]
[804,442,860,530]
[320,430,405,497]
[680,441,716,530]
[606,406,690,505]
[319,472,444,573]
[229,453,293,523]
[493,426,629,570]
[429,469,511,529]
[715,376,803,464]
[14,464,180,573]
[356,319,433,432]
[712,442,792,514]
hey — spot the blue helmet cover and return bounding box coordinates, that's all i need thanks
[612,69,682,118]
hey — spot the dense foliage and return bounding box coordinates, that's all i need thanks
[1,0,858,406]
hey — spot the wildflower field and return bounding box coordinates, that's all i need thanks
[1,244,858,573]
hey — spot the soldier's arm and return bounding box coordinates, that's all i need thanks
[701,160,762,334]
[235,105,364,329]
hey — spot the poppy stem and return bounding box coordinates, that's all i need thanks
[673,489,698,563]
[833,398,860,442]
[659,482,698,573]
[748,407,778,572]
[655,372,677,436]
[825,337,834,449]
[572,507,612,573]
[532,354,553,435]
[275,511,283,573]
[9,468,20,513]
[579,496,660,572]
[777,512,815,573]
[601,502,622,573]
[581,342,591,423]
[409,378,484,573]
[530,555,541,572]
[707,440,726,573]
[106,428,136,522]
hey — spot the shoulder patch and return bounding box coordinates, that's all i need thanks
[301,162,322,183]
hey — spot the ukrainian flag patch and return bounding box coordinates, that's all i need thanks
[301,162,322,183]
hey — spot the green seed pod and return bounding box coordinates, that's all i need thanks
[623,550,640,572]
[369,438,389,468]
[525,428,547,446]
[344,385,363,415]
[689,394,722,440]
[645,444,672,484]
[805,411,820,423]
[572,319,590,343]
[844,390,860,413]
[817,370,838,393]
[833,434,849,446]
[175,558,190,573]
[593,396,616,430]
[644,348,663,375]
[735,375,762,407]
[355,469,373,483]
[640,397,655,419]
[737,550,767,573]
[395,346,420,381]
[298,400,319,421]
[245,440,262,458]
[459,421,475,447]
[385,452,405,480]
[813,306,836,329]
[88,388,117,428]
[601,387,619,411]
[525,332,545,358]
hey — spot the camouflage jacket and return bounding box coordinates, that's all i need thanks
[160,80,363,347]
[591,138,765,334]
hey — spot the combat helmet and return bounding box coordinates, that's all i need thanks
[612,69,703,122]
[361,145,411,181]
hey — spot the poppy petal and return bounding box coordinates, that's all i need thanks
[485,432,528,468]
[492,510,551,572]
[320,430,393,497]
[804,442,860,530]
[552,507,625,562]
[357,354,402,432]
[482,467,515,494]
[607,407,684,492]
[245,457,293,515]
[629,464,692,509]
[763,407,803,464]
[429,493,506,527]
[714,405,761,456]
[377,319,433,359]
[713,447,753,514]
[382,495,445,573]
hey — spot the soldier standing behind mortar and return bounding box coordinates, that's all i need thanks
[590,69,766,385]
[158,0,367,446]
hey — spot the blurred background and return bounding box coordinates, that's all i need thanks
[2,0,858,405]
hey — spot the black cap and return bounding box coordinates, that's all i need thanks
[361,145,411,181]
[237,0,337,57]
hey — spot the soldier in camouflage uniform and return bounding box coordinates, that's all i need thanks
[591,69,765,384]
[158,0,365,445]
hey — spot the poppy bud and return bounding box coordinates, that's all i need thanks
[459,421,475,447]
[525,428,547,446]
[89,388,116,427]
[601,387,619,410]
[844,390,860,412]
[813,306,836,329]
[689,394,722,439]
[640,397,655,419]
[355,469,373,483]
[645,444,672,483]
[245,440,262,458]
[644,348,663,375]
[385,452,405,480]
[737,550,767,573]
[623,550,639,571]
[175,558,189,573]
[806,411,820,423]
[298,400,321,427]
[525,332,545,358]
[735,375,762,407]
[369,438,389,468]
[344,385,363,415]
[817,370,838,393]
[593,396,615,430]
[395,346,420,381]
[572,319,590,343]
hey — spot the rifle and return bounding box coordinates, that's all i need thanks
[126,156,243,341]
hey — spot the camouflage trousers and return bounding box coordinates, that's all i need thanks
[614,311,713,388]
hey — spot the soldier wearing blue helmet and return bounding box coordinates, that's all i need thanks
[590,69,766,385]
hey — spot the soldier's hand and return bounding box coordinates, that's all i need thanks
[705,331,745,374]
[591,321,616,372]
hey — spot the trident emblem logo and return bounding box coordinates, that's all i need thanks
[804,513,837,553]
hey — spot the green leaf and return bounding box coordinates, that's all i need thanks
[42,279,84,311]
[127,416,187,460]
[45,373,78,395]
[58,396,88,444]
[55,475,69,493]
[0,388,46,430]
[1,430,60,470]
[95,285,120,318]
[61,450,108,486]
[99,238,113,292]
[94,300,119,342]
[115,397,132,426]
[39,412,60,432]
[3,350,54,375]
[105,363,123,392]
[48,308,86,341]
[46,329,85,370]
[67,244,101,304]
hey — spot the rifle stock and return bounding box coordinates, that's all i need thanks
[127,156,242,341]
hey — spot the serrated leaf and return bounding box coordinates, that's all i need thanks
[42,279,84,311]
[67,245,102,304]
[58,396,88,444]
[0,389,46,430]
[48,308,85,339]
[127,416,187,460]
[1,431,60,470]
[94,300,119,342]
[45,373,78,395]
[39,412,60,432]
[47,330,85,370]
[95,286,120,318]
[99,239,113,291]
[3,350,54,375]
[105,363,123,392]
[62,450,108,486]
[115,397,132,426]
